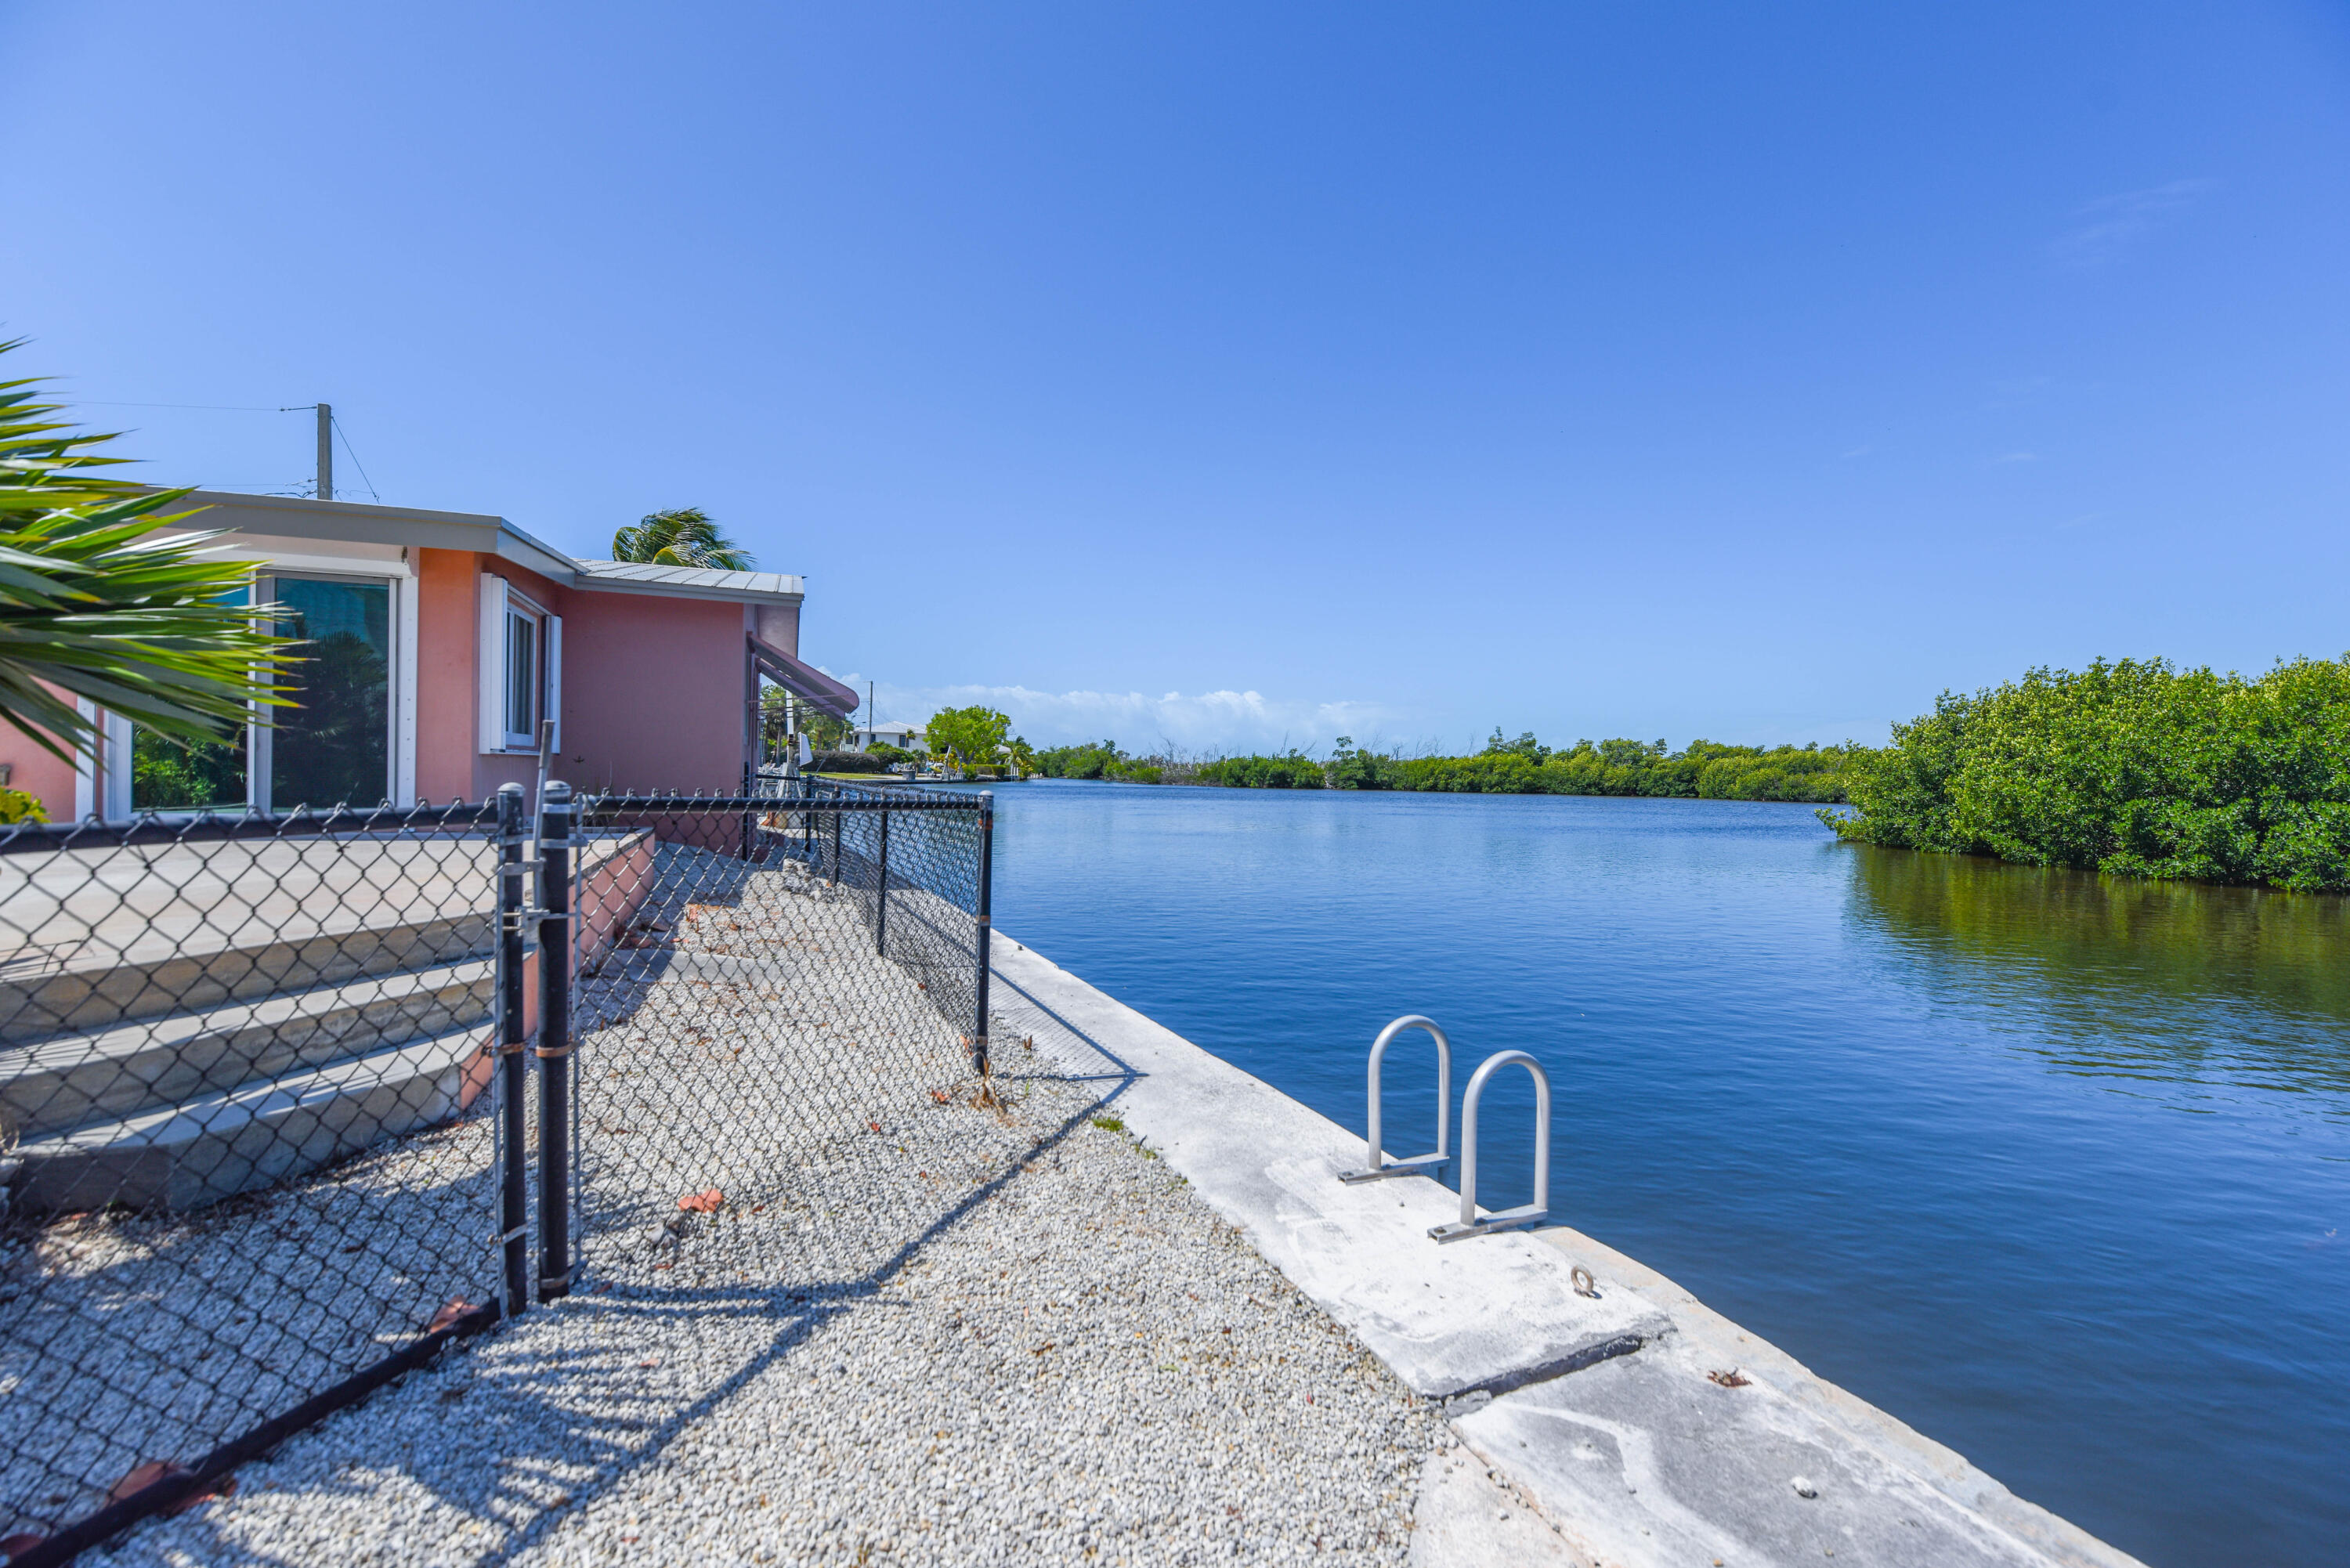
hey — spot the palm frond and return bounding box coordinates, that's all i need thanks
[610,506,753,571]
[0,341,301,763]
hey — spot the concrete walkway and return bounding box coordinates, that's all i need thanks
[986,934,2148,1568]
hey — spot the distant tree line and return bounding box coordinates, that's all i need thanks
[1024,652,2350,892]
[1825,656,2350,892]
[1031,731,1852,801]
[1032,739,1166,784]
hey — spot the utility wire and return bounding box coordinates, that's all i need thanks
[331,414,381,502]
[70,399,384,502]
[71,400,296,413]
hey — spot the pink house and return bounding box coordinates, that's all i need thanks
[3,490,859,820]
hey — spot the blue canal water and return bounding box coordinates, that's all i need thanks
[986,779,2350,1568]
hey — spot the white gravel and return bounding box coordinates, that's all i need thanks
[80,846,1449,1565]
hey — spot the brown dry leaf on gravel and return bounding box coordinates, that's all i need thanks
[426,1298,478,1335]
[677,1189,725,1214]
[107,1461,235,1516]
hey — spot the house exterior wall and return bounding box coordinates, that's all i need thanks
[414,547,483,804]
[752,602,800,655]
[2,693,81,822]
[413,547,757,803]
[6,490,809,822]
[555,591,749,797]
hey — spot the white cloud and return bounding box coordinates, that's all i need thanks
[2052,179,2215,269]
[815,676,1391,753]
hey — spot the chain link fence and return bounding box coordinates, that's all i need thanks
[0,803,508,1564]
[563,783,1009,1302]
[0,779,996,1565]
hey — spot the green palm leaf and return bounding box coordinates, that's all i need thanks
[610,506,754,571]
[0,340,298,764]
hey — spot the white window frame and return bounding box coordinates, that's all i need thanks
[72,698,134,824]
[87,566,410,822]
[479,573,562,756]
[255,569,403,812]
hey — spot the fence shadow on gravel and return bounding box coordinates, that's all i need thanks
[465,1082,1116,1568]
[0,780,1018,1566]
[136,1087,1123,1568]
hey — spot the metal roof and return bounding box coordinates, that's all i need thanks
[750,636,860,718]
[572,558,805,605]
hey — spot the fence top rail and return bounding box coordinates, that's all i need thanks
[749,771,987,804]
[0,801,501,855]
[581,790,987,814]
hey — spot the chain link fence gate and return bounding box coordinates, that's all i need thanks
[1,778,1003,1563]
[0,801,517,1566]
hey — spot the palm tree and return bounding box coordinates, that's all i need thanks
[0,341,296,764]
[609,507,754,571]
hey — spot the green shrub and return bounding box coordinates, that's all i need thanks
[1828,656,2350,891]
[1326,736,1401,790]
[1195,752,1327,789]
[925,705,1010,768]
[1034,739,1125,779]
[1043,731,1854,799]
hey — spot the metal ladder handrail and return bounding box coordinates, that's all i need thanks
[1338,1014,1452,1184]
[1428,1050,1550,1243]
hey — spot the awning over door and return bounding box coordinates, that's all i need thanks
[750,636,860,719]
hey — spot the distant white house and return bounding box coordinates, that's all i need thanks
[852,721,925,752]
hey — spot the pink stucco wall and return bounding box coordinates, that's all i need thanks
[1,696,79,822]
[554,590,749,797]
[414,547,762,804]
[415,547,483,804]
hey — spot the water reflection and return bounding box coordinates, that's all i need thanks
[1845,844,2350,1104]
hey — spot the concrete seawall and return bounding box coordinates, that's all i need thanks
[989,934,2147,1568]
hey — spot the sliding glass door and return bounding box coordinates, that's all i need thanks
[130,585,248,811]
[266,576,392,810]
[125,571,400,817]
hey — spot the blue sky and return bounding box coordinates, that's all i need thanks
[4,2,2345,753]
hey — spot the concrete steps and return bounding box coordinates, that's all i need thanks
[0,959,494,1141]
[0,835,498,1046]
[9,1024,491,1214]
[0,829,659,1217]
[0,836,508,1216]
[0,911,494,1048]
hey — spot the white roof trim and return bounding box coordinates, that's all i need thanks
[146,490,804,606]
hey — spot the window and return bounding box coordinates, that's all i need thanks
[505,604,539,747]
[271,576,392,809]
[131,583,251,812]
[479,574,562,755]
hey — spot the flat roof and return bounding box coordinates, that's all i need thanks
[152,490,805,605]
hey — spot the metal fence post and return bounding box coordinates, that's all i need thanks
[972,790,993,1075]
[828,804,842,887]
[536,780,575,1301]
[495,784,531,1316]
[875,805,891,956]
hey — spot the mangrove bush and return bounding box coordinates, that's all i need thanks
[1826,656,2350,892]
